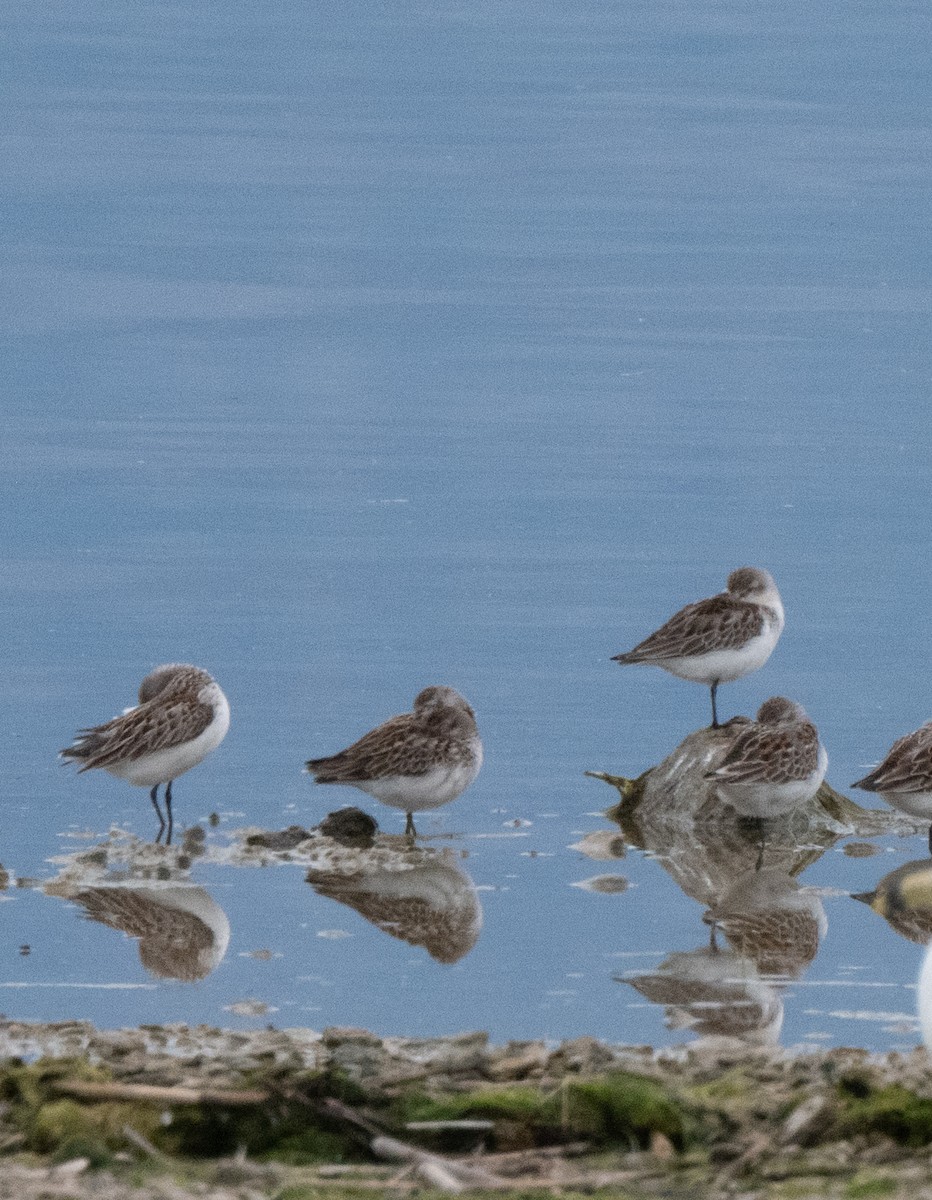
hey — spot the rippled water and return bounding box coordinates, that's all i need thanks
[2,0,932,1051]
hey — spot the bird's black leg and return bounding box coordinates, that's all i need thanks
[405,812,416,838]
[165,780,174,846]
[927,822,932,857]
[150,785,166,843]
[755,818,766,871]
[710,681,720,730]
[708,921,719,952]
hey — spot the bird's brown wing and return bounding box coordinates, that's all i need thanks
[854,724,932,792]
[307,714,447,782]
[62,698,213,770]
[615,594,764,663]
[711,723,820,784]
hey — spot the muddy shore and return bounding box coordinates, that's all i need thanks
[3,1020,932,1198]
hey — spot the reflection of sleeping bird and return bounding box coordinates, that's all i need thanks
[73,884,230,982]
[307,847,482,964]
[704,868,827,977]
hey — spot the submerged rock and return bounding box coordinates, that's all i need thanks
[588,722,900,908]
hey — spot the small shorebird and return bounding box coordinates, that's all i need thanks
[305,686,482,836]
[705,696,827,820]
[852,859,932,945]
[60,664,230,844]
[853,722,932,853]
[612,567,784,727]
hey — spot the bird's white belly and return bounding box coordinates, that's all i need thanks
[106,692,230,788]
[715,749,828,820]
[660,626,781,685]
[358,755,481,813]
[877,789,932,820]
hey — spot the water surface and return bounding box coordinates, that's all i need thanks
[2,0,932,1051]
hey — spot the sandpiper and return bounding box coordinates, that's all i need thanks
[705,696,827,820]
[853,722,932,853]
[612,567,785,727]
[305,686,482,836]
[60,664,230,843]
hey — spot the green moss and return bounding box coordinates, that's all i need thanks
[29,1096,162,1155]
[844,1175,899,1199]
[566,1075,688,1149]
[396,1071,689,1152]
[836,1083,932,1147]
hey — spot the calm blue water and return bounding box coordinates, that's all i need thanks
[2,0,932,1051]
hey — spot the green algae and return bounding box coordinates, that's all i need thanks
[835,1081,932,1147]
[396,1071,690,1152]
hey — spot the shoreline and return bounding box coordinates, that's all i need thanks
[3,1020,932,1198]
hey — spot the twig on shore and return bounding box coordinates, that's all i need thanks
[54,1080,270,1107]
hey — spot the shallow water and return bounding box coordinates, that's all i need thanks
[2,0,932,1051]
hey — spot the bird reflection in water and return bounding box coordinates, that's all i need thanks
[622,948,784,1047]
[595,721,848,1046]
[43,832,229,982]
[704,867,827,978]
[306,840,482,964]
[595,726,850,916]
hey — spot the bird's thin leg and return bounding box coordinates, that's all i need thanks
[710,681,720,730]
[165,780,174,846]
[150,785,166,843]
[708,921,719,952]
[405,812,416,838]
[927,822,932,857]
[755,818,766,871]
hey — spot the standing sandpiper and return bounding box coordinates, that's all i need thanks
[612,567,785,727]
[853,722,932,854]
[61,664,230,844]
[305,686,483,836]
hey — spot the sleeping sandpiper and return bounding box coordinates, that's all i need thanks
[305,686,482,836]
[61,664,230,844]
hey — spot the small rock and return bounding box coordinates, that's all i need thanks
[245,825,312,851]
[571,874,630,894]
[650,1130,675,1159]
[51,1156,91,1177]
[318,807,378,847]
[843,842,881,858]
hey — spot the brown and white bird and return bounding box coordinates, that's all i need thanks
[704,696,827,820]
[60,664,230,843]
[305,686,482,836]
[612,567,784,727]
[853,722,932,853]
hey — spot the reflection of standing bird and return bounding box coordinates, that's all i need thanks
[307,846,482,964]
[622,947,784,1046]
[853,723,932,854]
[612,568,784,728]
[305,687,482,836]
[61,664,230,843]
[73,884,230,982]
[705,697,828,819]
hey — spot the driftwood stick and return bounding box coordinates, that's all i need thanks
[54,1080,269,1106]
[320,1098,504,1190]
[121,1124,171,1165]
